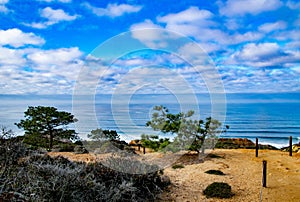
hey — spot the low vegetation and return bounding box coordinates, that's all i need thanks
[0,140,169,201]
[203,182,234,199]
[140,134,170,152]
[172,164,185,169]
[204,169,225,175]
[206,153,223,158]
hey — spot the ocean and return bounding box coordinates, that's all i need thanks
[0,93,299,149]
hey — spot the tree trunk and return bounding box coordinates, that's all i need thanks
[201,146,205,154]
[49,131,53,149]
[200,135,206,154]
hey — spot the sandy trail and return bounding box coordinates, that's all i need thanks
[48,149,300,202]
[158,149,300,202]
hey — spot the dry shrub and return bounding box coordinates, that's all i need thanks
[1,142,169,202]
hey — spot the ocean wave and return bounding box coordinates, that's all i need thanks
[221,135,299,140]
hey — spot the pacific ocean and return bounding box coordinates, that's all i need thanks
[1,93,299,148]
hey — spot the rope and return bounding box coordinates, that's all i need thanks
[259,187,263,202]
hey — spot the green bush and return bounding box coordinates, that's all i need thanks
[23,134,76,151]
[23,134,49,149]
[204,169,225,175]
[172,164,184,169]
[140,134,171,152]
[203,182,233,198]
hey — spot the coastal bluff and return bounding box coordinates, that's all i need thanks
[215,138,279,150]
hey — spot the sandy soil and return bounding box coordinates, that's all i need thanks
[158,149,300,202]
[48,149,300,202]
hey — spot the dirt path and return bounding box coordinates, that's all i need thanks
[158,149,300,202]
[48,149,300,202]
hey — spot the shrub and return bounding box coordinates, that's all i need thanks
[203,182,233,198]
[172,164,184,169]
[204,169,225,175]
[0,144,168,201]
[74,145,88,154]
[140,134,171,152]
[206,153,222,158]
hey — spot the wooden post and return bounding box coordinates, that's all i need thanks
[143,146,146,154]
[289,136,292,156]
[262,160,267,187]
[256,138,259,157]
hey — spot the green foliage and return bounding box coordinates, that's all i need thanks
[203,182,233,198]
[146,105,228,153]
[22,133,76,151]
[15,106,78,149]
[140,134,170,152]
[88,128,120,141]
[22,133,50,149]
[172,164,184,169]
[205,169,225,175]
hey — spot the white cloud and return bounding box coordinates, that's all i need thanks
[230,31,263,44]
[0,5,7,13]
[147,6,263,48]
[0,46,85,94]
[83,2,142,18]
[157,7,213,25]
[130,7,265,54]
[225,42,300,68]
[219,0,283,16]
[220,65,300,93]
[258,21,287,33]
[41,7,77,22]
[224,19,241,30]
[27,47,83,74]
[157,7,216,36]
[0,28,45,48]
[0,0,9,13]
[25,7,79,29]
[130,20,176,48]
[235,43,280,61]
[0,47,26,66]
[130,19,162,30]
[287,0,300,9]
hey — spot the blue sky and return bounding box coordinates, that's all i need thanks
[0,0,300,94]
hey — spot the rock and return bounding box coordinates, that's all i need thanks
[281,144,300,152]
[215,138,255,149]
[292,144,300,152]
[259,144,279,150]
[129,139,141,145]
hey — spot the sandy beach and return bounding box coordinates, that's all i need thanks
[49,149,300,202]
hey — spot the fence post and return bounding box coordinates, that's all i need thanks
[143,146,146,154]
[289,136,293,157]
[256,138,259,157]
[262,160,267,188]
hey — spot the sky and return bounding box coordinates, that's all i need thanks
[0,0,300,94]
